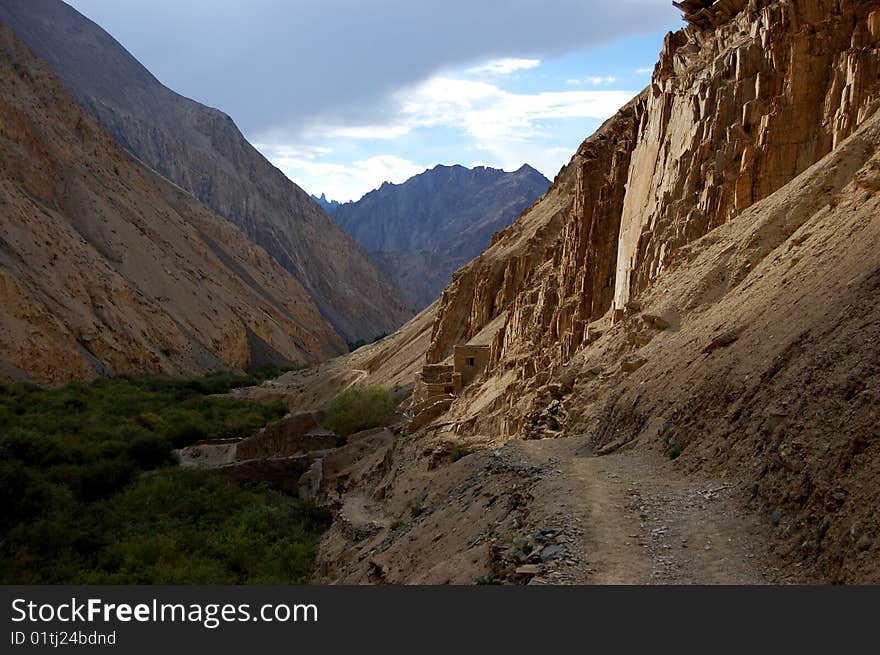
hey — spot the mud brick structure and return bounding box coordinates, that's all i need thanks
[409,344,490,431]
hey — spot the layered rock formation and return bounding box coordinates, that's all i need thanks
[429,0,880,391]
[0,0,413,343]
[407,0,880,581]
[331,164,550,310]
[0,22,344,383]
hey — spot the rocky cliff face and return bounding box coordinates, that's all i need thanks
[331,165,550,310]
[613,0,880,312]
[0,22,344,384]
[413,0,880,581]
[429,0,880,379]
[0,0,413,343]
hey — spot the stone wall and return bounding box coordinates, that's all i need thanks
[453,345,490,386]
[236,411,337,459]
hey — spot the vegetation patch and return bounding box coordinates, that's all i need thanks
[324,385,392,436]
[247,364,299,381]
[0,373,328,583]
[347,332,387,353]
[447,445,475,463]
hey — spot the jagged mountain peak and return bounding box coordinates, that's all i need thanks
[332,164,550,311]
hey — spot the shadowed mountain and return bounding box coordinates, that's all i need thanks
[332,164,550,310]
[0,0,413,343]
[0,21,345,383]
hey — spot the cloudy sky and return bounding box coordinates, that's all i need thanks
[67,0,682,201]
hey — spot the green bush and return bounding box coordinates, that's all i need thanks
[324,386,392,436]
[127,434,174,469]
[447,445,474,463]
[347,339,368,352]
[248,364,296,381]
[0,373,321,583]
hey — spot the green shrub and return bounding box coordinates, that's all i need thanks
[347,339,368,352]
[161,411,210,448]
[135,412,163,431]
[127,434,174,469]
[248,364,296,381]
[0,373,324,584]
[447,445,474,463]
[324,386,392,436]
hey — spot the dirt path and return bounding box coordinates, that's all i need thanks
[344,369,368,391]
[511,439,772,584]
[314,430,774,584]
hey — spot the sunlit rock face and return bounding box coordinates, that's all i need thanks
[428,0,880,399]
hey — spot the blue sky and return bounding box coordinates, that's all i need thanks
[258,32,674,201]
[67,1,682,201]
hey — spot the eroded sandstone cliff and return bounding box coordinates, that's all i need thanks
[428,0,880,431]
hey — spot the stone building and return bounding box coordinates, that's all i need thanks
[408,344,490,431]
[452,345,491,386]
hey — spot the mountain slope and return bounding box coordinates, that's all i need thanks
[413,0,880,581]
[258,0,880,584]
[331,165,550,310]
[0,0,412,343]
[0,21,345,384]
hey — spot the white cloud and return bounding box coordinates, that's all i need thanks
[262,75,634,155]
[636,66,654,74]
[566,76,617,86]
[261,150,426,202]
[394,75,633,145]
[67,0,681,138]
[467,58,541,75]
[257,72,635,196]
[304,124,412,140]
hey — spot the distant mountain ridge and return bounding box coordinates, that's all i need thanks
[311,193,342,214]
[332,164,550,310]
[0,0,413,343]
